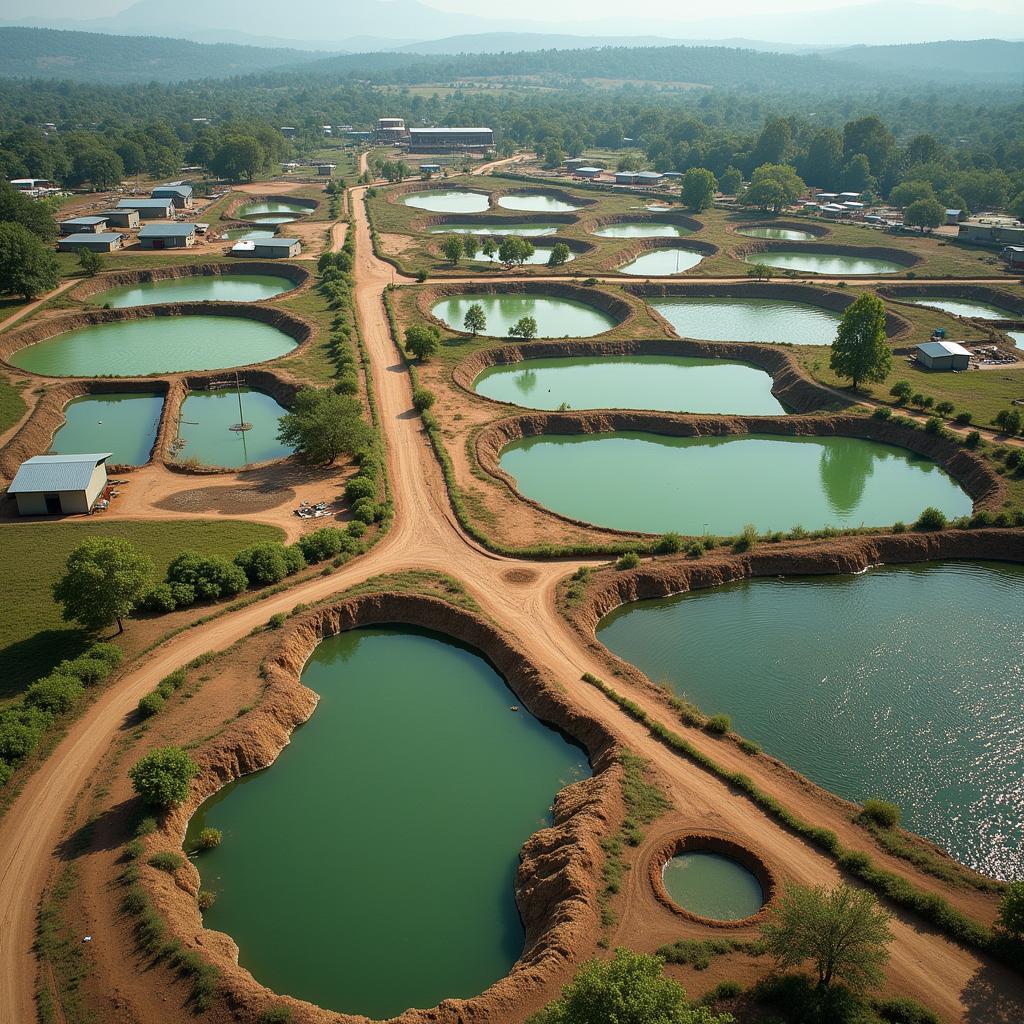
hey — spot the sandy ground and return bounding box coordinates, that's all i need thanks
[1,176,1024,1023]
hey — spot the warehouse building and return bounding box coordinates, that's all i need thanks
[375,117,408,143]
[117,198,175,219]
[138,223,197,249]
[99,208,141,229]
[573,166,604,179]
[151,184,194,209]
[407,127,493,153]
[59,216,108,236]
[252,237,302,258]
[7,453,111,516]
[915,340,971,371]
[58,232,123,253]
[957,217,1024,247]
[316,164,336,176]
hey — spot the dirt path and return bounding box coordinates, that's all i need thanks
[0,278,78,335]
[2,185,1023,1024]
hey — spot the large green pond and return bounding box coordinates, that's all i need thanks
[737,226,817,241]
[404,190,490,213]
[619,248,705,276]
[175,388,291,468]
[498,433,971,534]
[10,316,297,376]
[649,297,841,345]
[744,251,905,275]
[432,295,616,338]
[223,227,277,241]
[908,298,1019,320]
[429,223,559,236]
[237,200,311,223]
[187,626,588,1017]
[50,393,162,465]
[1009,331,1024,350]
[598,562,1024,879]
[593,222,690,238]
[497,193,582,213]
[92,274,292,308]
[474,356,784,414]
[663,853,764,920]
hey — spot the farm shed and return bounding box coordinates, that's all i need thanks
[138,223,197,249]
[7,453,111,516]
[915,341,971,371]
[116,198,175,219]
[151,184,194,208]
[250,237,302,258]
[58,232,123,253]
[99,208,140,229]
[59,216,108,236]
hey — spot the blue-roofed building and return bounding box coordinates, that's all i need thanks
[59,216,109,236]
[151,184,194,209]
[916,340,971,371]
[58,232,123,253]
[138,223,197,249]
[7,453,111,516]
[116,198,175,219]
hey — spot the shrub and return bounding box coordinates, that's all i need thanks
[685,540,705,558]
[333,371,360,396]
[198,890,217,911]
[891,521,907,533]
[872,407,892,420]
[873,996,940,1023]
[923,416,945,436]
[706,714,731,735]
[267,612,286,629]
[86,642,123,667]
[733,523,759,552]
[167,552,248,601]
[954,411,973,425]
[412,386,435,411]
[345,475,377,502]
[0,705,52,762]
[195,827,222,851]
[129,746,199,808]
[655,531,683,554]
[964,430,981,449]
[283,544,306,575]
[0,760,13,788]
[121,886,148,915]
[169,581,196,608]
[257,1009,292,1024]
[351,497,380,524]
[148,851,184,873]
[297,527,346,562]
[889,381,913,404]
[346,520,366,539]
[58,656,112,685]
[234,543,290,586]
[137,692,165,718]
[997,881,1024,938]
[705,980,743,1001]
[25,673,85,715]
[135,816,158,837]
[1006,449,1022,470]
[140,583,177,613]
[861,798,901,828]
[914,507,947,531]
[616,551,641,570]
[739,738,761,755]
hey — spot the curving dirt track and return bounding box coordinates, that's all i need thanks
[2,182,1024,1024]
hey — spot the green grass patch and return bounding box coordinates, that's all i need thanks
[0,375,28,434]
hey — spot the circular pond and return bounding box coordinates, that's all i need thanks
[174,388,291,468]
[10,316,298,376]
[50,392,163,465]
[737,226,817,241]
[91,274,293,308]
[592,222,690,238]
[474,356,784,414]
[432,294,616,338]
[429,223,559,236]
[404,189,490,213]
[468,245,574,267]
[743,251,905,275]
[619,248,705,276]
[237,200,311,223]
[498,432,972,534]
[908,297,1019,320]
[223,227,276,241]
[598,561,1024,880]
[497,192,582,213]
[1009,331,1024,351]
[663,853,765,920]
[186,625,588,1017]
[649,297,841,345]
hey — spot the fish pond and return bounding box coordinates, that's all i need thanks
[736,226,817,241]
[404,190,490,213]
[237,200,311,223]
[50,392,162,465]
[908,297,1019,320]
[619,248,705,276]
[468,245,574,266]
[1009,331,1024,350]
[429,223,560,236]
[497,193,582,213]
[187,626,588,1017]
[174,388,291,468]
[498,433,971,535]
[663,853,765,920]
[474,356,784,415]
[223,227,277,241]
[91,274,293,308]
[432,294,616,338]
[648,297,841,345]
[592,222,691,238]
[598,562,1024,879]
[10,316,297,376]
[743,251,905,275]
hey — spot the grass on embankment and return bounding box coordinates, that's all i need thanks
[0,375,28,434]
[0,519,283,699]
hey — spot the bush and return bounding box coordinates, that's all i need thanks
[195,827,222,850]
[346,520,366,539]
[267,612,286,629]
[706,713,731,735]
[616,551,641,570]
[412,386,435,411]
[923,416,945,436]
[685,540,705,558]
[148,851,184,873]
[137,692,165,718]
[914,507,947,531]
[655,531,683,554]
[167,551,248,601]
[954,412,973,425]
[58,656,112,685]
[889,381,913,404]
[140,583,177,613]
[739,738,761,755]
[344,475,377,503]
[169,581,196,608]
[198,890,217,911]
[333,371,360,396]
[705,980,743,1001]
[964,430,981,449]
[0,759,13,788]
[872,996,940,1024]
[1006,450,1022,470]
[129,746,199,808]
[861,798,901,829]
[283,544,306,575]
[733,523,759,552]
[257,1009,292,1024]
[297,527,346,563]
[234,543,290,587]
[25,673,85,715]
[86,642,123,667]
[872,407,892,420]
[891,521,907,533]
[351,497,380,524]
[0,705,52,762]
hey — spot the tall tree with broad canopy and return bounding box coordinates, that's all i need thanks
[498,235,535,269]
[441,234,463,264]
[0,222,60,300]
[276,387,372,464]
[680,168,717,211]
[904,197,946,233]
[742,163,805,214]
[404,323,442,361]
[830,293,892,390]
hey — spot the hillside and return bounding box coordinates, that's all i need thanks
[825,39,1024,82]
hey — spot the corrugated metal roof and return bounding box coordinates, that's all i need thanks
[117,198,173,209]
[917,341,971,358]
[8,454,110,494]
[152,185,193,196]
[139,223,197,237]
[255,238,299,247]
[409,127,492,134]
[62,216,107,225]
[61,233,122,243]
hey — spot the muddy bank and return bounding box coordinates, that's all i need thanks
[150,593,621,1024]
[731,238,921,269]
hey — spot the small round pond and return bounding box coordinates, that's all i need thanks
[404,189,490,213]
[475,356,784,414]
[498,432,971,534]
[737,226,817,241]
[598,561,1024,880]
[592,222,691,238]
[223,227,276,241]
[429,223,559,236]
[908,297,1019,320]
[91,274,293,308]
[619,248,705,276]
[649,297,841,345]
[432,294,616,338]
[174,388,291,468]
[468,245,574,266]
[663,853,765,921]
[743,251,905,275]
[497,192,582,213]
[10,316,298,376]
[50,392,162,465]
[186,625,588,1017]
[1008,331,1024,351]
[237,200,311,224]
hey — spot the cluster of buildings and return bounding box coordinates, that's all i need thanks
[561,160,675,187]
[372,118,494,154]
[955,215,1024,269]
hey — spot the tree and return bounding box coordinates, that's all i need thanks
[830,294,892,390]
[751,118,793,167]
[69,146,124,190]
[547,242,571,267]
[498,236,535,269]
[404,323,441,360]
[0,180,57,240]
[275,387,372,464]
[441,235,463,265]
[842,153,874,193]
[129,746,198,809]
[527,947,731,1024]
[997,882,1024,938]
[53,538,154,634]
[0,223,60,300]
[78,248,102,277]
[742,163,805,214]
[798,128,843,188]
[842,116,896,178]
[904,198,945,233]
[761,884,893,991]
[481,237,498,261]
[718,166,742,196]
[463,234,478,260]
[509,315,538,340]
[680,168,717,212]
[463,302,487,335]
[889,180,936,208]
[210,135,266,181]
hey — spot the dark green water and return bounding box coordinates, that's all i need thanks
[429,223,559,236]
[474,356,784,414]
[432,295,615,338]
[497,194,582,213]
[498,432,972,534]
[737,226,817,241]
[744,251,904,275]
[619,248,705,275]
[187,626,588,1016]
[648,297,840,345]
[175,388,291,468]
[662,854,764,920]
[92,274,291,308]
[50,393,162,465]
[598,562,1024,879]
[10,316,297,376]
[593,222,690,238]
[404,190,490,213]
[909,298,1018,320]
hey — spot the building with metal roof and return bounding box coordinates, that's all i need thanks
[7,453,111,516]
[59,216,108,236]
[138,223,197,249]
[116,198,175,219]
[407,127,493,152]
[99,208,140,229]
[915,340,971,371]
[58,232,123,253]
[251,237,302,258]
[151,184,194,208]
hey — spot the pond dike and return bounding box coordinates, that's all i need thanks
[474,412,1003,536]
[150,593,621,1024]
[729,219,831,238]
[728,238,921,269]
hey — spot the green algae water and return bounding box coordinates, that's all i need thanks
[598,562,1024,880]
[10,316,297,376]
[663,854,764,920]
[432,295,615,338]
[50,393,162,465]
[237,200,311,222]
[175,388,290,468]
[743,251,904,275]
[224,227,276,241]
[475,356,784,414]
[648,297,841,346]
[429,223,559,236]
[619,248,705,276]
[92,274,292,308]
[908,298,1019,320]
[404,190,490,213]
[736,226,816,241]
[593,222,691,238]
[468,245,574,266]
[187,626,588,1017]
[498,193,582,213]
[498,433,971,534]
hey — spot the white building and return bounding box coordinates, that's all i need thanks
[7,453,111,516]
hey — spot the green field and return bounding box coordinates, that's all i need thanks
[0,376,28,434]
[0,519,284,697]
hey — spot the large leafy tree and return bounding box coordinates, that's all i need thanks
[742,163,805,214]
[276,387,372,464]
[498,236,535,269]
[210,135,266,181]
[0,180,57,240]
[997,882,1024,938]
[52,538,154,634]
[830,293,892,391]
[680,167,717,211]
[404,323,442,360]
[904,197,946,233]
[0,222,60,300]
